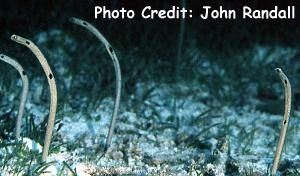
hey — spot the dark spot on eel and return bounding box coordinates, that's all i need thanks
[109,47,113,53]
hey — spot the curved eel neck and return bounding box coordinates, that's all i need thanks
[11,34,58,162]
[70,17,121,152]
[0,54,29,139]
[272,68,292,175]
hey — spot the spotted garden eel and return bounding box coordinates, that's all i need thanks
[69,17,121,152]
[272,68,292,175]
[0,53,29,139]
[11,35,57,162]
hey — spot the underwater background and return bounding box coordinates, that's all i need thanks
[0,0,299,175]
